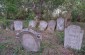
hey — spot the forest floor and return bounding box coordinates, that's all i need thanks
[0,22,85,55]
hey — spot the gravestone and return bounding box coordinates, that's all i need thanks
[28,20,37,28]
[14,21,23,30]
[47,20,56,33]
[38,21,47,31]
[57,17,64,31]
[0,24,5,29]
[64,25,84,50]
[9,21,14,30]
[20,32,42,52]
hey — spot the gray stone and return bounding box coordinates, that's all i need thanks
[9,21,14,30]
[64,25,84,50]
[47,20,56,33]
[0,24,5,29]
[57,17,64,31]
[10,23,14,30]
[38,21,47,31]
[28,20,37,28]
[17,28,42,40]
[14,21,23,30]
[21,32,42,52]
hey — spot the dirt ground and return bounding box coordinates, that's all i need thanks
[0,30,74,55]
[0,22,85,55]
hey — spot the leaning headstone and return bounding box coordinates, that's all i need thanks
[14,21,23,30]
[19,32,42,52]
[38,21,47,31]
[47,20,56,33]
[28,20,37,28]
[57,17,64,31]
[64,25,84,50]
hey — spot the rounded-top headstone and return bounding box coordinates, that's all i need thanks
[28,20,37,28]
[47,20,56,33]
[19,31,42,52]
[38,21,47,31]
[22,34,39,52]
[66,25,81,34]
[64,25,84,50]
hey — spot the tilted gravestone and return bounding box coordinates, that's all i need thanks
[57,17,64,31]
[47,20,56,33]
[64,25,84,50]
[18,31,42,52]
[14,21,23,30]
[28,20,37,28]
[38,21,47,31]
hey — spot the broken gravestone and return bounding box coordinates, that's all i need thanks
[46,20,56,33]
[14,21,23,31]
[28,20,37,28]
[18,31,42,52]
[64,25,84,50]
[57,17,64,31]
[38,21,47,31]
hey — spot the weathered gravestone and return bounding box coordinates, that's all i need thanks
[14,21,23,30]
[28,20,37,28]
[57,17,64,31]
[47,20,56,33]
[38,21,47,31]
[64,25,84,50]
[8,20,14,30]
[18,31,42,52]
[0,24,5,29]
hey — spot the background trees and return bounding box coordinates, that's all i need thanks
[0,0,85,22]
[62,0,85,22]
